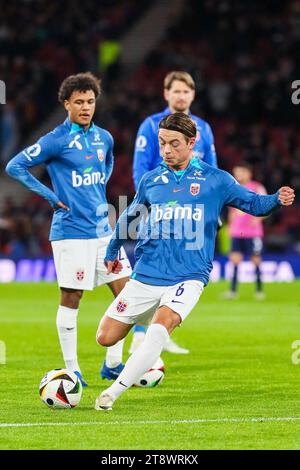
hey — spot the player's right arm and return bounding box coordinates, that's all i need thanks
[132,118,156,190]
[105,175,149,273]
[5,133,64,209]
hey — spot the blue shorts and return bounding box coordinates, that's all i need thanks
[231,237,263,256]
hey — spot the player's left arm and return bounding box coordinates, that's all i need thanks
[203,122,218,168]
[222,172,295,215]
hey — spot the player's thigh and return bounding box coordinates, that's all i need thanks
[107,276,130,297]
[51,239,98,291]
[96,315,133,346]
[157,280,205,330]
[95,236,132,288]
[101,279,161,329]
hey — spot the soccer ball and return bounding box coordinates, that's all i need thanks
[39,368,82,409]
[134,357,165,388]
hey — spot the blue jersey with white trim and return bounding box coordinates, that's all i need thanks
[106,160,281,286]
[6,118,113,240]
[133,107,218,190]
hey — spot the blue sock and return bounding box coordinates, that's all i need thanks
[133,325,146,333]
[231,265,238,292]
[255,265,262,292]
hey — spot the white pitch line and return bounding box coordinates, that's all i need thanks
[1,416,300,428]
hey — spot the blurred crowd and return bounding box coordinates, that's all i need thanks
[1,0,300,257]
[0,0,151,162]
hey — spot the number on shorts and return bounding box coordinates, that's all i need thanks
[176,283,185,296]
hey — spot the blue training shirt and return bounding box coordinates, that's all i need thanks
[106,160,282,286]
[5,118,113,241]
[132,107,218,190]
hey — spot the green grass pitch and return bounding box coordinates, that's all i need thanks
[0,280,300,450]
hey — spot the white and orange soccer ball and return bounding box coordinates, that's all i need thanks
[39,368,82,409]
[134,357,165,388]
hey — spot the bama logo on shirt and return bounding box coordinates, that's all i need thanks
[153,204,203,222]
[72,169,106,187]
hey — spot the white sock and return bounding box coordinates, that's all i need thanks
[56,305,80,372]
[133,331,146,341]
[105,339,125,368]
[105,324,169,400]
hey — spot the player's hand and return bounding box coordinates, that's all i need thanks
[105,259,123,274]
[278,187,295,206]
[56,201,70,211]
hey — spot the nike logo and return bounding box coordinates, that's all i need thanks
[171,300,184,304]
[173,188,184,193]
[85,155,94,160]
[119,380,128,388]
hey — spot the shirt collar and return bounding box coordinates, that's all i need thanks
[163,107,192,117]
[65,118,95,135]
[159,158,203,172]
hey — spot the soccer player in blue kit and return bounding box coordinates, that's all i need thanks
[94,113,295,410]
[6,72,132,386]
[131,70,218,354]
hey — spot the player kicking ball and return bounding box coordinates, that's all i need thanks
[94,112,295,410]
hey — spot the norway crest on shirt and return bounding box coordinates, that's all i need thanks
[97,149,104,162]
[190,183,200,196]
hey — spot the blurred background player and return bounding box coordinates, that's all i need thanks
[225,162,267,300]
[5,72,132,385]
[130,70,218,354]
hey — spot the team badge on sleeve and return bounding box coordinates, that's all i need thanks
[136,135,147,150]
[190,183,200,196]
[116,299,128,313]
[24,143,41,160]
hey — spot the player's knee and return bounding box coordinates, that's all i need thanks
[96,329,115,347]
[60,289,83,309]
[251,255,261,266]
[230,252,242,264]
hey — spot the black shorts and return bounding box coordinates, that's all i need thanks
[231,237,263,256]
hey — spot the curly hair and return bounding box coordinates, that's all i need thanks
[58,72,101,102]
